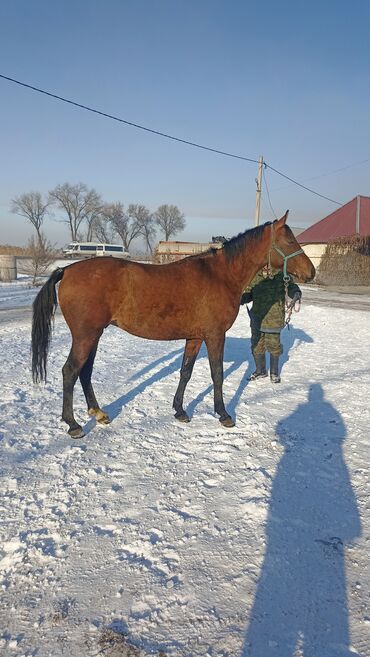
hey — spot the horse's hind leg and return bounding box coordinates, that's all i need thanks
[62,332,102,438]
[205,332,235,428]
[79,341,110,425]
[173,338,202,422]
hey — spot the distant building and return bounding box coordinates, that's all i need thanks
[290,226,306,238]
[155,239,225,263]
[297,196,370,269]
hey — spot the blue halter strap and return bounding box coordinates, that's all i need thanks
[267,221,304,280]
[272,244,304,280]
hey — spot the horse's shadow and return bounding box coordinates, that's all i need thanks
[82,347,184,433]
[186,336,251,419]
[82,326,313,433]
[186,325,313,419]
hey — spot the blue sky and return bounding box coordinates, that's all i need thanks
[1,0,370,248]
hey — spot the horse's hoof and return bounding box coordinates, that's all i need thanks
[88,408,111,424]
[174,411,190,423]
[97,414,111,425]
[68,427,85,439]
[219,415,235,428]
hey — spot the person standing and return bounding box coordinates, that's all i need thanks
[241,265,301,383]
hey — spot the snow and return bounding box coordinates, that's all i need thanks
[0,279,369,656]
[0,277,39,310]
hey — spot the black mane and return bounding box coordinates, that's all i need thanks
[222,221,272,261]
[185,221,272,262]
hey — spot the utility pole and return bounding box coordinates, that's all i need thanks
[254,155,264,226]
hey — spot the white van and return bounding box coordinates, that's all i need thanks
[62,242,130,258]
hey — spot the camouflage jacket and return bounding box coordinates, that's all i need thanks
[241,268,301,332]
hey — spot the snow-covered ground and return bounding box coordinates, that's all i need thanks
[0,276,39,310]
[0,278,369,657]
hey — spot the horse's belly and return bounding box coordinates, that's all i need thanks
[112,294,233,341]
[114,314,201,341]
[124,327,186,341]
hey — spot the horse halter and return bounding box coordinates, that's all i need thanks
[267,223,304,282]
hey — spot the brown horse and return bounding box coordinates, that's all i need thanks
[31,212,315,438]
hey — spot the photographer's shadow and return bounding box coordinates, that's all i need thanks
[242,383,361,657]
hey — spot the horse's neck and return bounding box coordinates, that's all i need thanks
[224,229,271,292]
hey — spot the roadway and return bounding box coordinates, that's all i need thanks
[300,285,370,312]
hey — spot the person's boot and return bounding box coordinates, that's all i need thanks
[249,354,268,380]
[270,354,281,383]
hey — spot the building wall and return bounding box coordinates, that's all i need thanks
[155,241,222,263]
[301,243,326,271]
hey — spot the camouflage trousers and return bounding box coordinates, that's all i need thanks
[251,325,283,357]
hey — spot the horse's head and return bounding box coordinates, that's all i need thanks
[269,211,315,283]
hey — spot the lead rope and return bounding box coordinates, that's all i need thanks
[267,223,304,328]
[284,275,301,329]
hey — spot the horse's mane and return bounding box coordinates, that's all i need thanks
[183,221,272,263]
[221,221,271,261]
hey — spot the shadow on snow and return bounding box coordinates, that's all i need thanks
[81,324,313,434]
[242,383,361,657]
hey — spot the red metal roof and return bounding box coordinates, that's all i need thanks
[298,196,370,243]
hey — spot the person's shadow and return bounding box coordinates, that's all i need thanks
[242,383,361,657]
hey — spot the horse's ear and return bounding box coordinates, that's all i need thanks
[275,210,289,228]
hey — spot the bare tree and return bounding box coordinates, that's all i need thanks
[103,202,142,251]
[128,204,156,254]
[154,204,186,241]
[92,218,115,244]
[48,182,102,242]
[24,233,58,285]
[91,206,118,244]
[11,192,50,245]
[85,203,105,242]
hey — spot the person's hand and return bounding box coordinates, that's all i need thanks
[240,292,252,305]
[291,291,302,304]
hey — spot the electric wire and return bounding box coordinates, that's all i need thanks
[262,166,278,219]
[264,163,342,206]
[0,74,259,165]
[295,158,370,183]
[0,73,348,206]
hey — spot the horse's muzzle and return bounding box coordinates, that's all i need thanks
[295,263,316,283]
[307,263,316,282]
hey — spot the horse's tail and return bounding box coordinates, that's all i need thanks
[31,267,65,383]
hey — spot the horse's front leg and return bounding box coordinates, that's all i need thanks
[173,338,203,422]
[205,333,235,428]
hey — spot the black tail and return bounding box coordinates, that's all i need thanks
[31,267,65,383]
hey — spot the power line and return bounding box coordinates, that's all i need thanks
[288,157,370,185]
[266,158,370,196]
[0,73,344,206]
[265,164,343,206]
[0,73,259,165]
[262,166,278,219]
